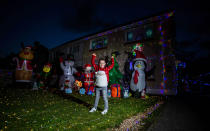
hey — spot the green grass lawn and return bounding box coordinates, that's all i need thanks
[0,87,160,130]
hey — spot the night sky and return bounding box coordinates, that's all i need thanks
[1,0,209,58]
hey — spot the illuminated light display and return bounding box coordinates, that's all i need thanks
[85,10,175,95]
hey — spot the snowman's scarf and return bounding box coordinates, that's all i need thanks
[134,70,139,84]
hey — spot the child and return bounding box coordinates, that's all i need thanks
[89,53,114,115]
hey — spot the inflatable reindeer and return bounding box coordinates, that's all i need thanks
[13,46,34,82]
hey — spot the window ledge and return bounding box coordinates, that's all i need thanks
[124,39,157,45]
[89,46,108,52]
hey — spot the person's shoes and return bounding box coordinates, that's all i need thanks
[101,109,108,115]
[89,108,96,112]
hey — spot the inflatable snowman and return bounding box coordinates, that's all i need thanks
[59,57,77,91]
[130,49,147,99]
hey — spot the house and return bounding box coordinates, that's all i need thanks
[49,10,177,95]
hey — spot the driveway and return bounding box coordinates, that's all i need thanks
[147,95,210,131]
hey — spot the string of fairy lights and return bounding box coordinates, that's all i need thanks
[159,11,175,94]
[131,11,175,95]
[159,21,167,94]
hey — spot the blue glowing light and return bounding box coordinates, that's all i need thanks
[129,61,133,70]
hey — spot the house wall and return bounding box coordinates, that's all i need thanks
[49,40,84,67]
[49,11,176,95]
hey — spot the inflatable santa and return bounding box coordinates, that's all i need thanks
[82,64,95,95]
[130,48,147,99]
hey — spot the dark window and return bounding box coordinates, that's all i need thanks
[73,45,79,54]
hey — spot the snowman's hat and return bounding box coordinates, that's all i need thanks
[134,49,147,63]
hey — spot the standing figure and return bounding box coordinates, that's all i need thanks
[89,53,114,115]
[38,63,52,89]
[130,49,147,99]
[82,64,95,95]
[13,46,34,82]
[59,57,77,90]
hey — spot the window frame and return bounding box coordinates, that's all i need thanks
[89,37,108,51]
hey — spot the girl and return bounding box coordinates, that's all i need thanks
[89,53,114,115]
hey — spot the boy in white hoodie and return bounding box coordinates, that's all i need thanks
[89,53,114,115]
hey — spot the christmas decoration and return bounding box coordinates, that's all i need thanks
[108,52,123,89]
[38,63,52,89]
[65,88,72,94]
[13,46,34,82]
[123,51,135,87]
[59,57,78,91]
[32,81,38,90]
[107,89,111,98]
[111,84,121,98]
[79,88,86,95]
[82,64,95,95]
[130,46,147,99]
[74,80,83,91]
[123,88,129,98]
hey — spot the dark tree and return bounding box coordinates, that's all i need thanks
[32,41,49,73]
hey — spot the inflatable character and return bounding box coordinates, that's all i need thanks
[13,46,34,82]
[59,57,77,90]
[38,63,52,89]
[130,48,147,99]
[82,64,95,95]
[74,80,82,91]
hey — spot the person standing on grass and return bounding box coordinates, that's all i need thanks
[89,53,114,115]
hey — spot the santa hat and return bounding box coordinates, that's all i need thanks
[84,64,91,68]
[25,46,32,50]
[134,49,147,63]
[45,62,52,67]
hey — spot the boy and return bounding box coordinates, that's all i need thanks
[89,53,114,115]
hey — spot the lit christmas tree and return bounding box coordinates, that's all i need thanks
[108,52,123,88]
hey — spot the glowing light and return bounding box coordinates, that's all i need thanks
[146,29,153,38]
[166,11,174,18]
[159,41,163,45]
[162,43,167,47]
[129,61,133,70]
[159,25,162,31]
[127,32,133,41]
[138,21,143,24]
[160,89,164,94]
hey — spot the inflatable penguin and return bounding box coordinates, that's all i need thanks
[130,49,147,99]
